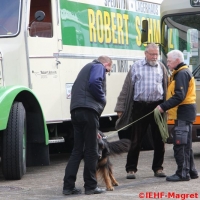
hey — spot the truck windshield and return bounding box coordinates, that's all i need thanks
[0,0,21,37]
[161,13,200,77]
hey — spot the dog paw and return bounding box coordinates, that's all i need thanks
[106,187,114,191]
[113,182,119,186]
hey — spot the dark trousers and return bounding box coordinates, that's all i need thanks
[173,120,198,178]
[126,101,165,173]
[63,108,99,191]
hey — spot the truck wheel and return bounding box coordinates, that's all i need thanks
[2,102,26,180]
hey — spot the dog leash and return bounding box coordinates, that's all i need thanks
[102,110,154,139]
[103,109,169,142]
[154,108,169,142]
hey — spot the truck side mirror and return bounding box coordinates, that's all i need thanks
[28,11,45,28]
[141,20,148,43]
[35,11,45,21]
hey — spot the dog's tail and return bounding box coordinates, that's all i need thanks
[108,139,131,156]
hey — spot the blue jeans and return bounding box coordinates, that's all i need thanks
[63,108,99,191]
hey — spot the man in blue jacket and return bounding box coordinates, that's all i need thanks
[63,56,112,195]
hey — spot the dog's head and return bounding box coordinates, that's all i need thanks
[97,131,110,160]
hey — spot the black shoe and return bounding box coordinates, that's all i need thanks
[63,187,82,195]
[166,174,190,182]
[85,187,106,195]
[190,174,199,179]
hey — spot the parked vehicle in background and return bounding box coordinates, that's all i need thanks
[142,0,200,143]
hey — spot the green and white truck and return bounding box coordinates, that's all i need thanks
[0,0,160,180]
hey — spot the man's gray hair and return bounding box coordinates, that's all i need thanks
[167,50,184,62]
[145,43,159,52]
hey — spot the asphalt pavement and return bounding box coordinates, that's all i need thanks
[0,133,200,200]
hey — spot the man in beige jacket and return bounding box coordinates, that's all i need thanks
[115,43,168,179]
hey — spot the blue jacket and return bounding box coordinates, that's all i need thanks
[70,59,106,115]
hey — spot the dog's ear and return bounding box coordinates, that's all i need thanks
[103,140,110,155]
[98,138,104,160]
[98,138,104,148]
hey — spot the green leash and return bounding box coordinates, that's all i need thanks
[154,109,169,142]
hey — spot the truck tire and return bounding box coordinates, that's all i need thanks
[2,102,26,180]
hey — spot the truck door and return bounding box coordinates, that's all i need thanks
[27,0,62,122]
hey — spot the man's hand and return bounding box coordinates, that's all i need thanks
[156,105,164,113]
[97,133,102,139]
[117,112,123,118]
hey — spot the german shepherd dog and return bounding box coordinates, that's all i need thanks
[97,131,131,191]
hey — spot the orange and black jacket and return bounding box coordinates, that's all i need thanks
[160,63,196,122]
